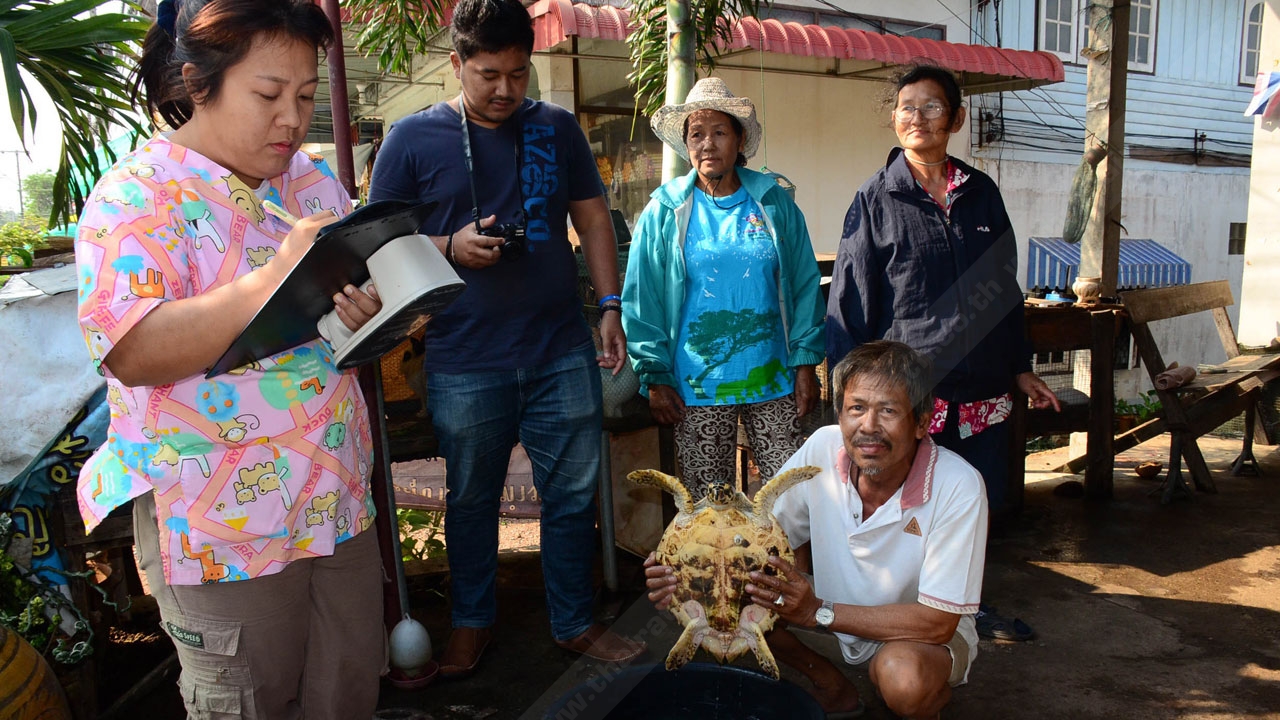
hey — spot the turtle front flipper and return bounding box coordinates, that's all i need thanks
[629,469,695,514]
[667,615,710,671]
[751,465,821,521]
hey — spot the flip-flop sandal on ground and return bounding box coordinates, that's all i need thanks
[975,608,1036,641]
[826,698,867,719]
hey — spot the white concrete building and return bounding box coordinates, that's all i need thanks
[1239,0,1280,347]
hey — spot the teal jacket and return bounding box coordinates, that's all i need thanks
[621,167,826,392]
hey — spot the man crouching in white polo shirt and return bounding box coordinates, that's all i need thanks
[645,340,987,720]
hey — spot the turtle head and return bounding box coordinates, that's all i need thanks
[705,478,735,505]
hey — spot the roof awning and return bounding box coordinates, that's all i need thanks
[528,0,1064,93]
[1026,237,1192,292]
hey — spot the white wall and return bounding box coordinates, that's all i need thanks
[1238,0,1280,347]
[715,66,971,253]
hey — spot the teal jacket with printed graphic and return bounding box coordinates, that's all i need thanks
[622,167,825,393]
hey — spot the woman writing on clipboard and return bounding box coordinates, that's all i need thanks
[73,1,386,716]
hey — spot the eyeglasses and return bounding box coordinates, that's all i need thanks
[895,103,947,121]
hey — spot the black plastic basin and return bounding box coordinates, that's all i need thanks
[543,662,824,720]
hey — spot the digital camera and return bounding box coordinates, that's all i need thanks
[479,222,527,261]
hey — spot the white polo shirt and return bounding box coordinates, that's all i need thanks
[772,427,988,677]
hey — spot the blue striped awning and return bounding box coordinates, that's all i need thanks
[1025,237,1192,291]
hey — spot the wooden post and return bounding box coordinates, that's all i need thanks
[661,0,694,182]
[321,0,357,199]
[1085,310,1116,498]
[360,363,407,635]
[1079,0,1129,298]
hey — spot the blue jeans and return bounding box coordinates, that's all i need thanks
[427,343,602,641]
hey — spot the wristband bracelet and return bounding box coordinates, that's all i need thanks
[598,294,621,308]
[600,304,622,315]
[445,232,455,264]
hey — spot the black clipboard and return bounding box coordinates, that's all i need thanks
[206,200,437,378]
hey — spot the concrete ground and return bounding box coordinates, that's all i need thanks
[375,434,1280,720]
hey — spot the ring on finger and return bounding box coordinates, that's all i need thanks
[773,593,785,608]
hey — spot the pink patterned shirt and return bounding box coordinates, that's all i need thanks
[914,159,969,216]
[928,394,1014,440]
[74,135,375,585]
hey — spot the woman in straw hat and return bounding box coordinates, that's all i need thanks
[621,77,825,500]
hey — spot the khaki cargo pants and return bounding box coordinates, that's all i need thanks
[134,493,385,719]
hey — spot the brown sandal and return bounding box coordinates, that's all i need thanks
[554,623,646,663]
[438,627,493,679]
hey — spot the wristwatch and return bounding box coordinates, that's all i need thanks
[814,599,835,631]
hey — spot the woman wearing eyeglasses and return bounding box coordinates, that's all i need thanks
[827,64,1059,645]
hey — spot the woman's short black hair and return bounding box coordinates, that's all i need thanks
[893,64,963,126]
[682,111,748,167]
[451,0,535,62]
[133,0,333,130]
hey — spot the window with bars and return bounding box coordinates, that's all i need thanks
[1229,222,1248,256]
[1242,1,1264,86]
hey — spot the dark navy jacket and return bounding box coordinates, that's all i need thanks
[826,148,1032,403]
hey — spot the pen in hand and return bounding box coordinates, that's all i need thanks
[263,199,299,227]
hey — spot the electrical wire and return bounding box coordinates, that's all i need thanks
[951,0,1249,162]
[807,0,923,38]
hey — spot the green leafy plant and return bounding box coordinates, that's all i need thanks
[344,0,450,77]
[1115,391,1161,423]
[1133,390,1162,422]
[397,508,445,562]
[0,513,92,665]
[0,215,46,266]
[1024,435,1055,455]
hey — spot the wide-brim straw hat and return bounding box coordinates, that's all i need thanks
[650,77,762,162]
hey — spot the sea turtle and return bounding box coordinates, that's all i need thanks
[629,466,821,679]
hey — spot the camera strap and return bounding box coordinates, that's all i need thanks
[459,95,525,232]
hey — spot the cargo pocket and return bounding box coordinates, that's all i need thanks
[164,614,257,719]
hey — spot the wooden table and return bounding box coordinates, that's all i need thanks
[1007,304,1126,509]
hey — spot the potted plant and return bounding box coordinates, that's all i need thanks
[1114,397,1140,433]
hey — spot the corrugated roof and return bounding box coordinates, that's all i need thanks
[1026,237,1193,292]
[528,0,1064,89]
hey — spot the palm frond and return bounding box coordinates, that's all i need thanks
[0,0,147,228]
[343,0,452,77]
[627,0,768,116]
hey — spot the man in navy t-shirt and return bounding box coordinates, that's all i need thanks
[369,0,641,678]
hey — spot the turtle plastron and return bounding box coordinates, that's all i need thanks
[629,466,820,679]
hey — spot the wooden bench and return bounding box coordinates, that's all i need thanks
[1120,280,1280,503]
